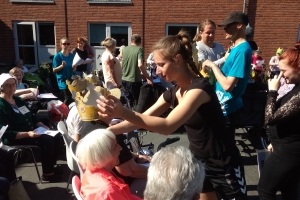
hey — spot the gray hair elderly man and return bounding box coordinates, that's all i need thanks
[144,146,205,200]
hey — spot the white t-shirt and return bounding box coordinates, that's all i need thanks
[101,50,122,89]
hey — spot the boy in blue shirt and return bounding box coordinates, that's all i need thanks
[203,12,252,141]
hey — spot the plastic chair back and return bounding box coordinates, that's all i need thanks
[70,141,84,179]
[72,175,83,200]
[57,121,79,173]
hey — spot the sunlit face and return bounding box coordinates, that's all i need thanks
[12,71,23,84]
[223,22,239,41]
[61,39,70,50]
[200,24,216,47]
[1,78,17,95]
[110,139,122,167]
[154,51,178,82]
[77,41,85,50]
[279,58,300,84]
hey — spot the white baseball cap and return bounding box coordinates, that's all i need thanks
[0,73,18,88]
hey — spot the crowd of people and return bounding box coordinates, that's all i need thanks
[0,10,300,200]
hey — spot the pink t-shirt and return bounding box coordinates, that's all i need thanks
[101,50,122,89]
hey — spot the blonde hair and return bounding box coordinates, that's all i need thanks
[9,67,23,76]
[152,30,201,77]
[60,37,69,44]
[76,129,116,170]
[101,38,116,47]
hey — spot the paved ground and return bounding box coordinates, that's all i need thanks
[15,128,285,200]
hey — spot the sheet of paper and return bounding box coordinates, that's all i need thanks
[37,93,57,99]
[257,149,271,177]
[82,58,93,64]
[33,127,59,137]
[0,125,8,139]
[72,53,84,66]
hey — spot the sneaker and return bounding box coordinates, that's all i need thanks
[42,174,62,182]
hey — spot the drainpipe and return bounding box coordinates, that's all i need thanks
[142,0,145,48]
[243,0,246,13]
[64,0,68,37]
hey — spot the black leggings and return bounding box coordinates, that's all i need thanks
[11,134,61,175]
[61,89,73,106]
[257,142,300,200]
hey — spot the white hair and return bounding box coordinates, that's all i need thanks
[144,146,205,200]
[76,129,116,170]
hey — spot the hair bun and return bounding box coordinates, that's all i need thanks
[295,42,300,50]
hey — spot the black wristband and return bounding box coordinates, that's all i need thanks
[269,90,277,93]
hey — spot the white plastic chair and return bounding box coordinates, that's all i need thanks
[57,121,79,190]
[69,141,84,179]
[72,175,83,200]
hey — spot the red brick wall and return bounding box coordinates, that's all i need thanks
[0,0,299,66]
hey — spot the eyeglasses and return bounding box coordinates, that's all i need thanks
[62,43,70,46]
[3,83,17,88]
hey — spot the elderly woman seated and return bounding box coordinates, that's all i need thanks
[9,67,38,100]
[0,73,62,182]
[76,129,142,200]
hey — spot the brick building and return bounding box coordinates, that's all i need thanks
[0,0,299,70]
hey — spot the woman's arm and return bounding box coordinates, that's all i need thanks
[15,88,37,100]
[52,54,65,73]
[107,94,171,135]
[100,88,211,135]
[106,57,118,86]
[265,91,300,125]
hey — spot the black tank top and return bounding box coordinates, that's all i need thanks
[163,77,239,167]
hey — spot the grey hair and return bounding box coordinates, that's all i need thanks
[101,37,116,47]
[144,146,205,200]
[76,129,116,170]
[15,59,23,66]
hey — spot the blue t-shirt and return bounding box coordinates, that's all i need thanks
[52,52,74,90]
[215,42,252,116]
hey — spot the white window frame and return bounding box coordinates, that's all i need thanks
[13,22,38,67]
[166,23,199,36]
[88,22,132,47]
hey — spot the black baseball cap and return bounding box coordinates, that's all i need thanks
[218,12,249,27]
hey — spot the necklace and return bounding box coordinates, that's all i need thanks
[0,95,15,104]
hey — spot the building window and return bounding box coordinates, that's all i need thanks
[87,0,132,4]
[166,24,199,40]
[10,0,54,3]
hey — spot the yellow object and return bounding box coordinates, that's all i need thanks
[76,85,121,121]
[83,72,100,84]
[66,76,87,94]
[200,69,209,78]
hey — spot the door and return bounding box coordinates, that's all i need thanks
[14,22,56,67]
[13,22,37,67]
[88,23,131,71]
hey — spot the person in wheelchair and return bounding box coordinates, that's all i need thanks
[76,129,142,200]
[0,73,62,182]
[66,86,149,198]
[9,67,38,100]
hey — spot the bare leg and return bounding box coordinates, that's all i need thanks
[200,191,218,200]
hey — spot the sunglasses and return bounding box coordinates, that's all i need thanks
[62,43,70,46]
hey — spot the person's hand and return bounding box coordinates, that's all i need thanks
[202,60,214,73]
[96,95,125,119]
[137,154,151,164]
[72,65,77,71]
[36,122,49,130]
[147,78,153,85]
[28,131,41,138]
[62,61,66,67]
[267,144,273,152]
[268,71,283,91]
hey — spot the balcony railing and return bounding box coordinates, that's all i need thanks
[10,0,54,3]
[87,0,132,4]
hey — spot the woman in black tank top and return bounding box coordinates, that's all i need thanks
[96,31,247,200]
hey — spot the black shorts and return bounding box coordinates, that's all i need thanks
[201,158,248,200]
